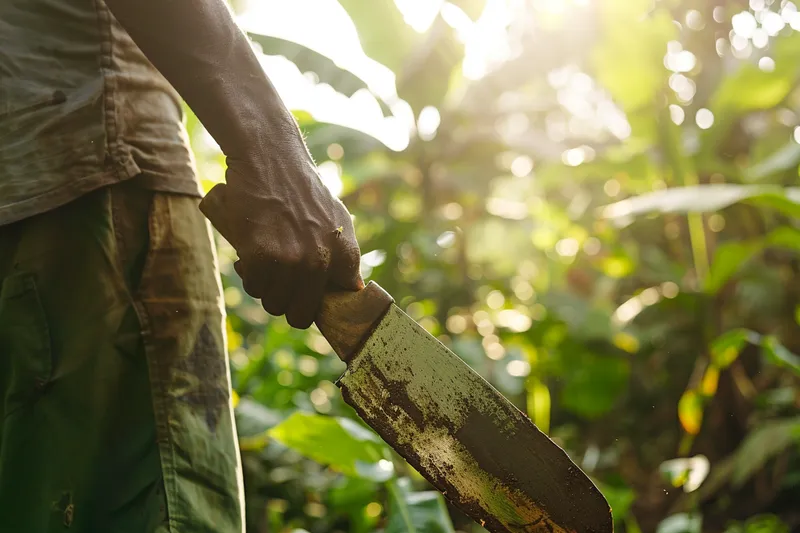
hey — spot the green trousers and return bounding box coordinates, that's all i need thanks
[0,180,244,532]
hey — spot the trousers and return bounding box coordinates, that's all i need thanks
[0,179,244,532]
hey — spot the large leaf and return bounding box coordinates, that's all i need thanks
[339,0,464,111]
[710,32,800,116]
[744,141,800,182]
[591,0,675,113]
[268,412,393,481]
[560,353,630,419]
[235,397,284,436]
[705,241,765,295]
[731,417,800,487]
[337,0,420,73]
[235,397,285,451]
[601,185,800,222]
[301,121,384,162]
[385,478,456,533]
[761,336,800,376]
[710,329,759,370]
[702,32,800,158]
[597,483,636,525]
[394,16,464,112]
[249,32,370,98]
[705,227,800,294]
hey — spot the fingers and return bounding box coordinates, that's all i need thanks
[226,201,364,330]
[285,269,328,329]
[259,263,295,317]
[236,259,295,317]
[234,259,267,300]
[236,253,361,328]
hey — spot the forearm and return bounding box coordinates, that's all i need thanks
[104,0,309,172]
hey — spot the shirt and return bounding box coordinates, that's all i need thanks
[0,0,201,226]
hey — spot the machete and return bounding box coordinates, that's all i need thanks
[316,282,612,533]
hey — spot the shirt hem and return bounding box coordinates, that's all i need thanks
[0,168,201,227]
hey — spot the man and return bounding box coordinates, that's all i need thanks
[0,0,363,530]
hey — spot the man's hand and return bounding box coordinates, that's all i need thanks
[102,0,364,328]
[199,156,363,329]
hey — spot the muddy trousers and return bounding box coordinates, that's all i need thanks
[0,180,244,532]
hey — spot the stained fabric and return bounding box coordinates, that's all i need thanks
[0,0,201,226]
[0,179,244,532]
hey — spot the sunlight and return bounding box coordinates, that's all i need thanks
[254,55,410,151]
[455,0,521,80]
[239,0,412,151]
[417,106,441,141]
[394,0,444,33]
[317,161,343,197]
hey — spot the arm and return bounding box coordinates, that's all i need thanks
[103,0,363,328]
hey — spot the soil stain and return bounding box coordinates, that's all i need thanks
[337,307,612,533]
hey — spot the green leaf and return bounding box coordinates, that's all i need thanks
[710,329,759,369]
[337,0,420,73]
[705,241,765,294]
[385,478,455,533]
[711,32,800,116]
[591,0,675,113]
[711,65,795,116]
[703,32,800,159]
[560,354,630,419]
[744,141,800,182]
[705,227,800,294]
[761,336,800,375]
[751,188,800,217]
[731,417,800,487]
[328,476,380,509]
[601,185,800,221]
[235,397,284,437]
[678,390,704,436]
[248,32,370,98]
[394,18,464,112]
[526,378,551,435]
[724,514,791,533]
[765,226,800,251]
[302,122,384,162]
[597,483,636,523]
[540,292,615,340]
[268,412,392,480]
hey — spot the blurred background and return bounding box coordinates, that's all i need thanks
[186,0,800,532]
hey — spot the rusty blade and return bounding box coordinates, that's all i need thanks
[335,304,612,533]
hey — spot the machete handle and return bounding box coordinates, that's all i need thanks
[316,281,394,363]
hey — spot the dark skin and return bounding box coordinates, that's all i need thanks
[103,0,364,329]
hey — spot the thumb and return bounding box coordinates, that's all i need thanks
[199,183,237,247]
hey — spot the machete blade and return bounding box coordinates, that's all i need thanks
[336,303,612,533]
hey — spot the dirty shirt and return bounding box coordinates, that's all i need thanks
[0,0,202,226]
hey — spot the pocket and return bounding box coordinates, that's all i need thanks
[110,181,155,295]
[0,272,53,417]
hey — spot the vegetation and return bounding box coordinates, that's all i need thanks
[187,0,800,531]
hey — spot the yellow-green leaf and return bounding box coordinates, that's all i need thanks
[678,390,703,436]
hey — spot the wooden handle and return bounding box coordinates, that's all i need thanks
[316,281,394,363]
